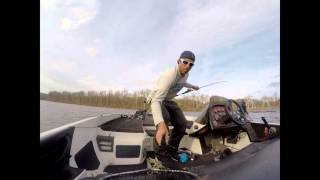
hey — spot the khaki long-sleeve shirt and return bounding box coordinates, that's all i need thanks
[146,65,196,125]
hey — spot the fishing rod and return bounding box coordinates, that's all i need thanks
[142,80,226,111]
[175,80,227,97]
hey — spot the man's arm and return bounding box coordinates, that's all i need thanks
[184,82,200,90]
[151,70,176,125]
[151,71,176,146]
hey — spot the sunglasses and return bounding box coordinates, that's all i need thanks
[181,60,194,67]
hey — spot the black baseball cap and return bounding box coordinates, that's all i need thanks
[180,50,195,62]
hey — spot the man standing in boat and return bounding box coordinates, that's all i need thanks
[146,50,199,161]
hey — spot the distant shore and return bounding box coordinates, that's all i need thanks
[40,99,279,113]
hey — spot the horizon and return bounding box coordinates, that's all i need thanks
[39,89,280,101]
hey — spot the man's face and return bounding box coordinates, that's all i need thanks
[178,58,194,76]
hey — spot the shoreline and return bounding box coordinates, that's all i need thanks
[40,100,279,113]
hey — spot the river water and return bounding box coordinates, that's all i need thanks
[40,100,280,133]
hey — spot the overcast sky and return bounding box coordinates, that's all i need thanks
[40,0,280,99]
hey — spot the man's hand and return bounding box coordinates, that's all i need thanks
[192,85,200,91]
[155,121,169,146]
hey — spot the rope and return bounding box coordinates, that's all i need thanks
[97,158,200,179]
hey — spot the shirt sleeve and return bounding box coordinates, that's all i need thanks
[183,82,196,89]
[150,69,176,125]
[181,74,196,88]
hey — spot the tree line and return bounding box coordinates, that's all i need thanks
[40,90,280,112]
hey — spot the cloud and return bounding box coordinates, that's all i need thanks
[76,74,104,90]
[41,0,99,31]
[76,74,125,91]
[164,0,280,55]
[86,47,98,57]
[93,39,101,43]
[47,59,76,73]
[61,18,73,31]
[40,72,58,93]
[41,58,80,93]
[40,0,57,10]
[247,80,280,99]
[40,71,82,93]
[252,90,262,94]
[41,71,119,93]
[41,0,280,98]
[131,80,156,86]
[267,81,280,88]
[59,0,99,31]
[271,73,280,79]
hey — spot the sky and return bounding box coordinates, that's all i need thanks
[40,0,280,99]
